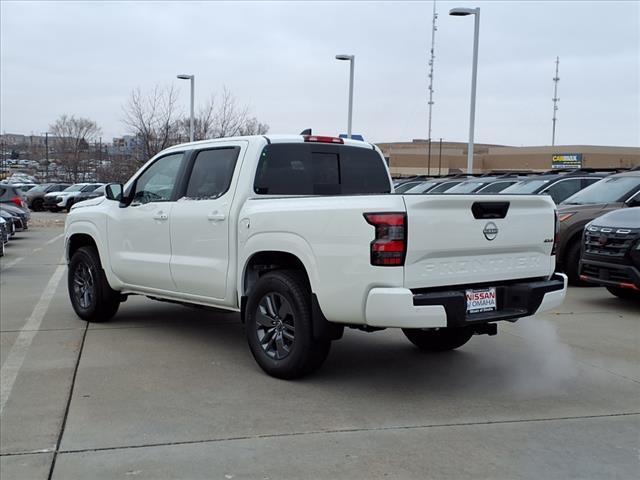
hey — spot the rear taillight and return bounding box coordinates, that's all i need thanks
[10,197,25,208]
[364,212,407,266]
[552,210,559,256]
[303,135,344,144]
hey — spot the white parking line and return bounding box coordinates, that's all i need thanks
[0,256,25,270]
[43,233,65,247]
[0,260,66,416]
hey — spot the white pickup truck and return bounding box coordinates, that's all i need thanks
[65,134,567,378]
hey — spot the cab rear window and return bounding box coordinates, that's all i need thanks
[254,143,391,195]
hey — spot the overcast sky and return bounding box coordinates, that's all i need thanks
[1,1,638,146]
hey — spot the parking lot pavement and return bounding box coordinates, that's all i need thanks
[1,219,639,479]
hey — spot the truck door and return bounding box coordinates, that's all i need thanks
[169,143,245,300]
[107,152,185,291]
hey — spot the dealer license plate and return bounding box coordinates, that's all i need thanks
[465,287,497,314]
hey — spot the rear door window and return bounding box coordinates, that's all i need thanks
[185,147,240,199]
[254,143,390,195]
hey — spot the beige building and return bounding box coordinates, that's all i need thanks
[376,140,640,177]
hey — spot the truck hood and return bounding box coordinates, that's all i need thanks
[70,196,105,210]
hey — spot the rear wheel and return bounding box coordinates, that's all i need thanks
[606,286,639,301]
[402,327,474,352]
[68,246,120,322]
[31,198,43,211]
[245,270,331,379]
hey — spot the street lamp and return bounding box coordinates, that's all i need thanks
[177,74,195,142]
[335,54,355,139]
[449,7,480,174]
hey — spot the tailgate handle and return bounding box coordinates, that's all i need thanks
[471,201,510,219]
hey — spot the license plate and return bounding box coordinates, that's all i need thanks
[466,287,497,314]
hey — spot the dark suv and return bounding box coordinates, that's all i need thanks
[500,168,615,204]
[556,171,640,284]
[579,208,640,300]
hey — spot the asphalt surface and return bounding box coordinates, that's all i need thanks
[1,216,639,479]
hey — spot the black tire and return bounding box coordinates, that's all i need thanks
[31,199,43,211]
[245,270,331,379]
[402,327,474,352]
[65,199,74,211]
[68,246,120,322]
[606,286,639,301]
[565,241,585,286]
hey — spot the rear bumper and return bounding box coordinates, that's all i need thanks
[365,273,567,329]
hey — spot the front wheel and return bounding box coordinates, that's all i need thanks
[245,270,331,379]
[68,246,120,322]
[606,286,639,301]
[402,327,474,352]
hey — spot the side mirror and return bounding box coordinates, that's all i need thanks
[105,183,123,202]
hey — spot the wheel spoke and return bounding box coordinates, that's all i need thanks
[255,308,274,328]
[275,333,288,359]
[278,300,293,321]
[283,321,295,333]
[260,328,276,345]
[282,330,294,341]
[264,294,278,317]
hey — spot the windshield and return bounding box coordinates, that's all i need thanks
[405,181,438,194]
[478,181,516,193]
[81,184,101,192]
[500,179,550,194]
[445,181,486,194]
[562,176,640,205]
[29,184,51,193]
[63,184,86,192]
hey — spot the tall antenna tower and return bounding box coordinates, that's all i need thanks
[427,1,438,170]
[551,56,560,146]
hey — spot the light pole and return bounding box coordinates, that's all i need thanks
[177,74,195,142]
[335,54,355,138]
[450,7,480,173]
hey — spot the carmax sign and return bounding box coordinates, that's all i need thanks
[552,153,582,169]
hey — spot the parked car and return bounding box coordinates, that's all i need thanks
[555,171,640,284]
[43,183,104,212]
[74,184,106,205]
[0,217,8,256]
[579,207,640,300]
[443,175,523,194]
[26,183,72,211]
[0,208,21,234]
[500,169,614,204]
[394,179,428,193]
[65,134,566,379]
[0,184,28,209]
[0,203,30,230]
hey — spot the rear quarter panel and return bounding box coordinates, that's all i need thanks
[239,195,406,324]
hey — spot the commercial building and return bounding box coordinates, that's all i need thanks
[377,140,640,176]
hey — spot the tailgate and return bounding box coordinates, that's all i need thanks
[402,195,556,289]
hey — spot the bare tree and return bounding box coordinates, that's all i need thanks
[123,85,180,163]
[49,115,101,182]
[175,95,216,141]
[213,87,250,138]
[239,117,269,136]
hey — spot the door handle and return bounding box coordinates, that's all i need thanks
[207,211,226,222]
[153,211,169,221]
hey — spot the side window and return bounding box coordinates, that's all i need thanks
[185,147,240,199]
[132,153,184,205]
[544,178,582,203]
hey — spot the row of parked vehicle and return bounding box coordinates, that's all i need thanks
[0,199,30,257]
[394,167,640,298]
[0,182,106,212]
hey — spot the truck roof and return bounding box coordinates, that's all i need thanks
[164,134,375,152]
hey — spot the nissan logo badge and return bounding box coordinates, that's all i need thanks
[483,222,499,241]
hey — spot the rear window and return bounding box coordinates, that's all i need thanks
[254,143,391,195]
